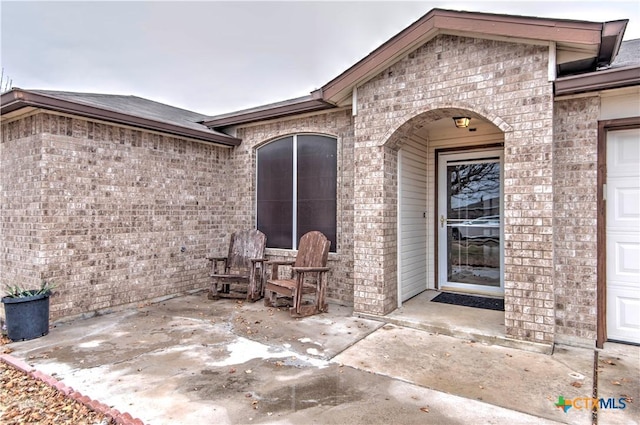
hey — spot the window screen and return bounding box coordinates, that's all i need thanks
[257,134,337,251]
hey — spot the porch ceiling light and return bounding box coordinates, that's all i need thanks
[453,117,471,128]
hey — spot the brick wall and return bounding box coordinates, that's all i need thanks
[352,144,398,314]
[1,112,233,320]
[553,96,600,346]
[0,116,45,293]
[353,35,556,343]
[232,109,355,305]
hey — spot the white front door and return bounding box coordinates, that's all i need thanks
[437,149,503,295]
[606,128,640,344]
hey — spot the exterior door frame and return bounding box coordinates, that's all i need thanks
[597,117,640,348]
[434,143,504,293]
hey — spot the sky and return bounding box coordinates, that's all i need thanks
[1,1,639,116]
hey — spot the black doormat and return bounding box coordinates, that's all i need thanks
[431,292,504,311]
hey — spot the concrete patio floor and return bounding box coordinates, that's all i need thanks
[2,291,638,425]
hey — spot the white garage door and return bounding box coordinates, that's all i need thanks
[606,128,640,344]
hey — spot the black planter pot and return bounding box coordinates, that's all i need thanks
[1,291,51,341]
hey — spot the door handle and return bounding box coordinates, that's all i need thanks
[440,215,446,228]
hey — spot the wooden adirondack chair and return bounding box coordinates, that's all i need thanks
[264,231,331,317]
[207,229,267,302]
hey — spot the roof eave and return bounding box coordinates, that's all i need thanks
[598,20,628,67]
[554,65,640,96]
[202,96,335,128]
[0,89,241,147]
[321,9,608,104]
[199,9,625,127]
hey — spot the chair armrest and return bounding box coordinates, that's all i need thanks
[208,256,228,274]
[292,267,330,273]
[266,260,295,280]
[207,256,228,262]
[266,260,296,266]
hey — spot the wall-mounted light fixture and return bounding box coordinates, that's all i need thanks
[453,117,471,128]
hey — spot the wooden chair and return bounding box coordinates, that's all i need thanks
[264,231,331,317]
[207,229,267,302]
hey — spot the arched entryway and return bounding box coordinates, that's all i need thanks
[392,108,506,306]
[352,101,555,346]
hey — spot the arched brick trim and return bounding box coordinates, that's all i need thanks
[378,104,513,150]
[250,130,340,150]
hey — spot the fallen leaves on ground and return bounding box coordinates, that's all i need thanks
[0,361,116,425]
[0,335,12,354]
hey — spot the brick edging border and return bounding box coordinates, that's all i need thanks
[0,353,144,425]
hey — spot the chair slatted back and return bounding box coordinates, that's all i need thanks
[294,231,330,268]
[227,229,267,272]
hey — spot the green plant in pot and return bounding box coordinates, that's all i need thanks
[1,281,55,341]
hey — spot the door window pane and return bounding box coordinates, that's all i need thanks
[447,161,500,287]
